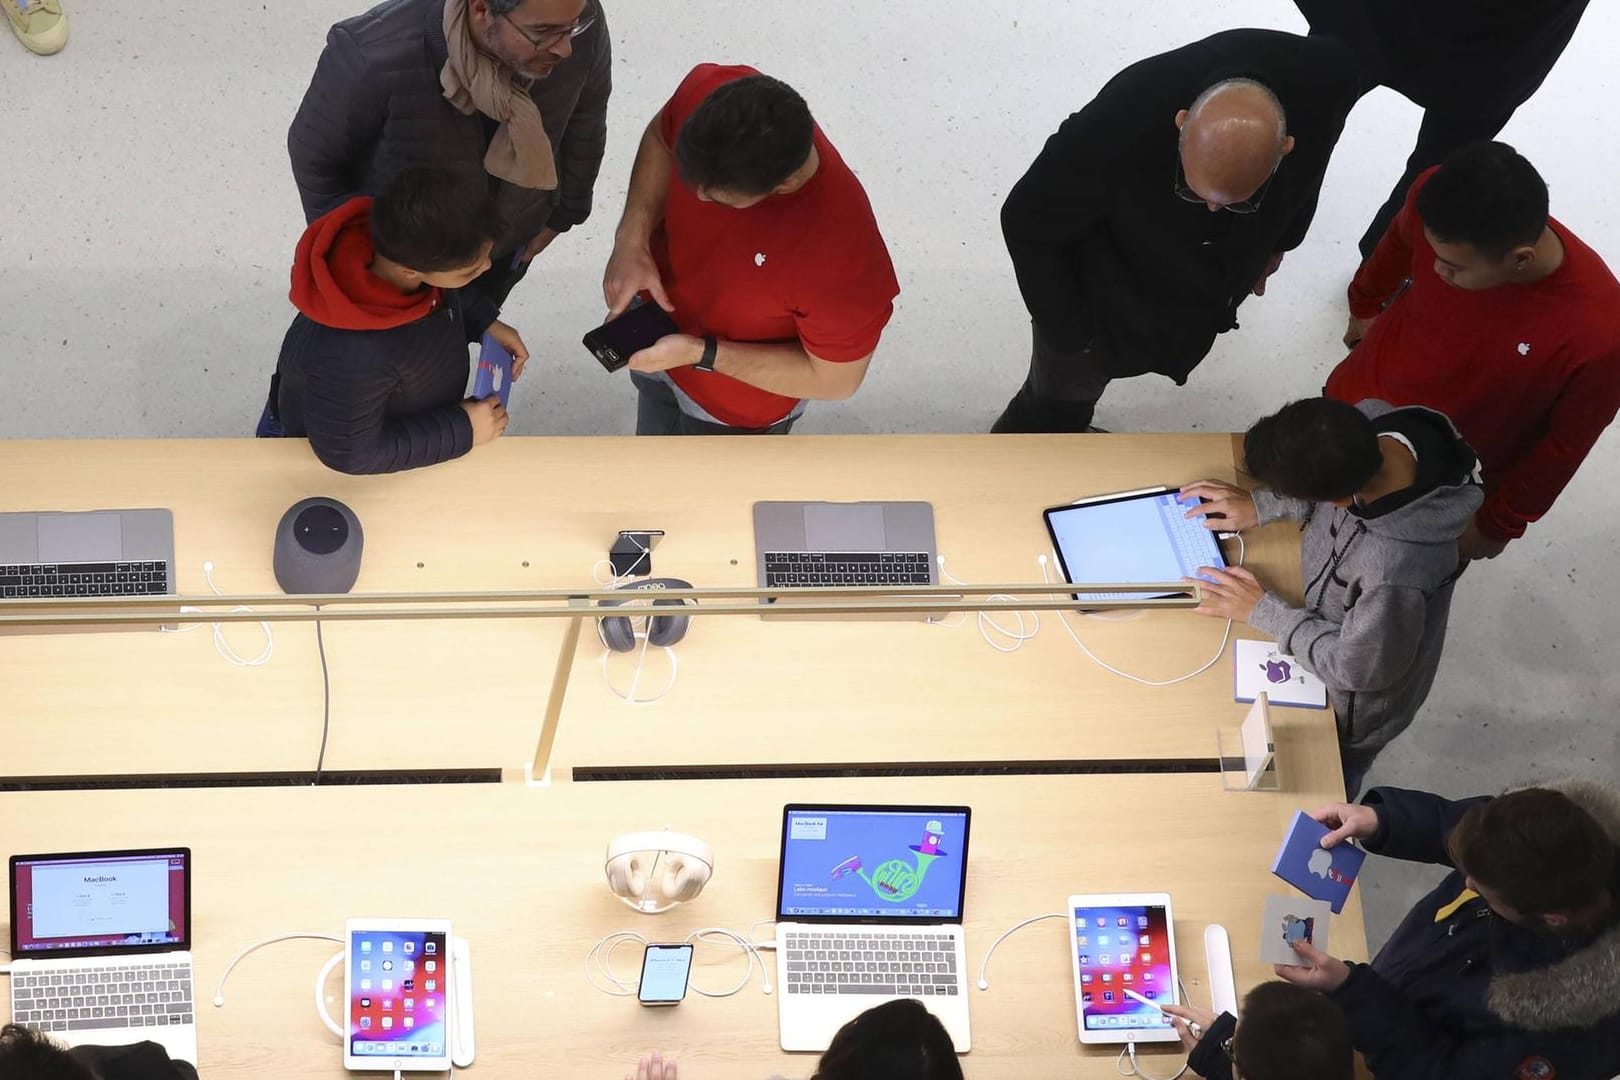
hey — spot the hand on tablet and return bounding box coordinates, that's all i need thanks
[627,1050,677,1080]
[1185,565,1264,622]
[1179,480,1258,533]
[1161,1003,1216,1051]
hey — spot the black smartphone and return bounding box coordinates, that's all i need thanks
[583,301,680,373]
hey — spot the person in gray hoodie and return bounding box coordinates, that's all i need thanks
[1179,397,1482,797]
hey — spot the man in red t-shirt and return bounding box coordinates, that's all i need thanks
[600,64,900,434]
[1327,141,1620,560]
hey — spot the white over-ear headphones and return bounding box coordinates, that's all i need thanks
[605,831,715,914]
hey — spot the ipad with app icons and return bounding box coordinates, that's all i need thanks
[343,918,453,1072]
[1067,893,1181,1045]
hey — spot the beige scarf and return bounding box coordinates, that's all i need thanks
[439,0,558,191]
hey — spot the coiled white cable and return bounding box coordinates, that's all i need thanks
[935,556,1040,652]
[159,561,274,667]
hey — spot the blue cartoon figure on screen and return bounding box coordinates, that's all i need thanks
[829,820,949,904]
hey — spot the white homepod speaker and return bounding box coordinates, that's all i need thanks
[273,497,363,594]
[605,830,715,914]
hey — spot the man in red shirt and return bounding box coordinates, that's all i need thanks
[1327,141,1620,560]
[600,64,900,434]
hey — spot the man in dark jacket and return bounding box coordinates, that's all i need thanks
[1182,398,1481,797]
[288,0,611,308]
[994,29,1358,433]
[0,1023,196,1080]
[263,168,529,474]
[1275,782,1620,1079]
[1293,0,1593,258]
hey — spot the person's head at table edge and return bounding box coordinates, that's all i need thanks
[1228,981,1353,1080]
[0,1024,98,1080]
[677,74,819,210]
[370,169,502,293]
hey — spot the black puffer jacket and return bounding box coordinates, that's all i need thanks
[287,0,611,259]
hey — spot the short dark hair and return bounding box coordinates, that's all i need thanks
[370,168,502,273]
[1231,982,1354,1080]
[675,75,814,197]
[0,1024,98,1080]
[1242,398,1382,502]
[1449,788,1615,916]
[1415,141,1549,260]
[812,999,963,1080]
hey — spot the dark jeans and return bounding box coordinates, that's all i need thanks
[631,372,798,436]
[1341,745,1382,802]
[469,252,532,309]
[991,322,1113,433]
[255,373,287,437]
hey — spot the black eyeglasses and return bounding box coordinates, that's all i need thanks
[500,9,596,51]
[1173,154,1278,215]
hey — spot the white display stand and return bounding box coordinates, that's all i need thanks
[1218,693,1279,791]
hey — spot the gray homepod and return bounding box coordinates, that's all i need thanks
[273,497,363,594]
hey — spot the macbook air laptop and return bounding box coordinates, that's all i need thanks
[8,848,197,1064]
[752,501,938,620]
[0,509,175,600]
[775,804,972,1053]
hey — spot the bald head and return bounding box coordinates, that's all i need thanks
[1175,79,1294,211]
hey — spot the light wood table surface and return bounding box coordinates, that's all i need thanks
[0,436,1310,779]
[0,731,1364,1078]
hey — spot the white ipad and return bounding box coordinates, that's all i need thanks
[344,917,453,1073]
[1068,893,1181,1044]
[1043,486,1226,603]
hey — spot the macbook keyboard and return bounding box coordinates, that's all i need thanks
[11,963,194,1033]
[783,931,960,997]
[0,560,169,599]
[764,552,931,589]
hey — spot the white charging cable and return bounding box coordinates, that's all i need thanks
[976,912,1067,991]
[1119,1040,1189,1080]
[935,556,1040,652]
[160,561,274,667]
[585,927,773,998]
[1039,535,1245,687]
[212,932,345,1008]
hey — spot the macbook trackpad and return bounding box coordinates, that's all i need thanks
[37,513,122,563]
[803,503,886,551]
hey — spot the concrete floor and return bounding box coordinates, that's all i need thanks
[3,1,1617,959]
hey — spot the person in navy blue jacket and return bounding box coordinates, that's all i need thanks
[259,167,530,474]
[1273,781,1620,1079]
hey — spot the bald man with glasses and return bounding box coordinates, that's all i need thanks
[289,0,611,311]
[995,29,1358,433]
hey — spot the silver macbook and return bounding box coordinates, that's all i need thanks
[0,509,175,601]
[775,805,972,1053]
[752,501,938,620]
[8,848,197,1065]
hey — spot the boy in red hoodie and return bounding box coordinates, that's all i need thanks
[259,168,529,474]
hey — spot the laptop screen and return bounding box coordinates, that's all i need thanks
[10,848,190,958]
[777,806,970,923]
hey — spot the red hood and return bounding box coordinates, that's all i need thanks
[289,197,441,330]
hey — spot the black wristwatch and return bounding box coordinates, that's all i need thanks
[695,335,719,372]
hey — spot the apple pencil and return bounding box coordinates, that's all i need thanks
[1123,988,1198,1037]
